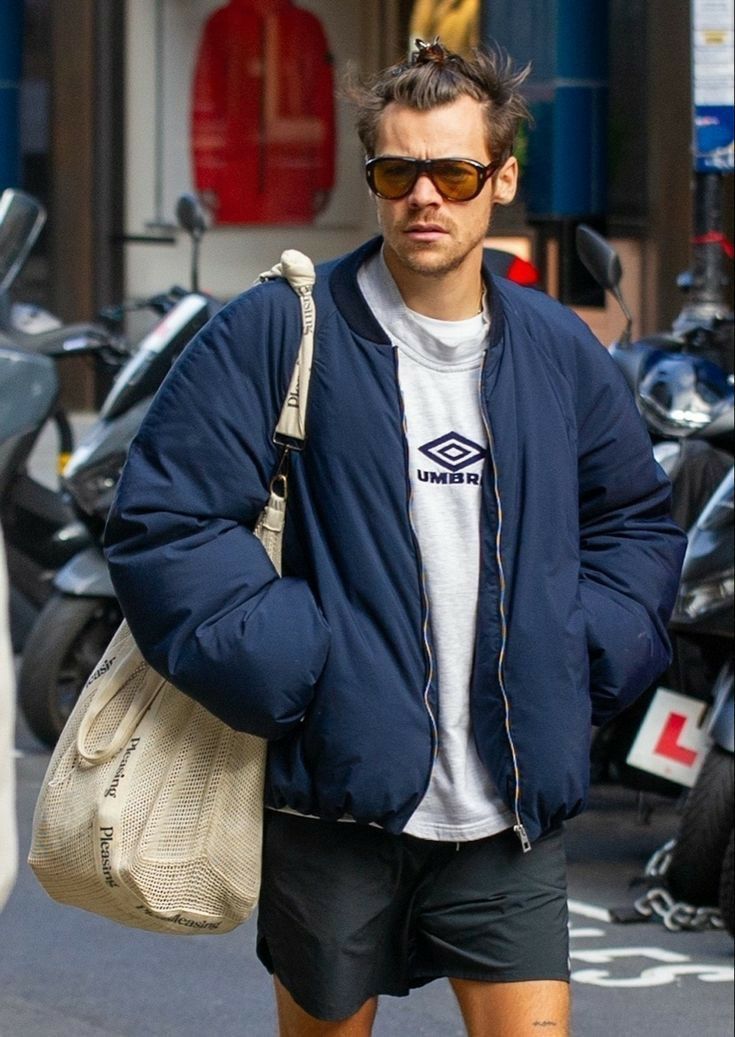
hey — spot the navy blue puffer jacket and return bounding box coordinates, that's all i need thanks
[104,238,686,844]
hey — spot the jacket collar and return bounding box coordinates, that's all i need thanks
[329,236,505,352]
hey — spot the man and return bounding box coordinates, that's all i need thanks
[105,40,686,1037]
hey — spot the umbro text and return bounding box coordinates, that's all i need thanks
[417,470,481,485]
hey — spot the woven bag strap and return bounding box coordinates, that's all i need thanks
[258,249,316,447]
[74,253,317,766]
[253,250,316,570]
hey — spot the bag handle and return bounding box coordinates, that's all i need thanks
[76,656,165,765]
[259,249,316,448]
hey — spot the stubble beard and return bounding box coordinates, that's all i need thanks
[384,217,490,280]
[393,242,474,278]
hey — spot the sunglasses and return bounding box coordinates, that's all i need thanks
[365,156,499,202]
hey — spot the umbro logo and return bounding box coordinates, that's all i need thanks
[419,432,486,472]
[417,431,485,486]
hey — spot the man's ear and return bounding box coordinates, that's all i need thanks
[492,156,518,206]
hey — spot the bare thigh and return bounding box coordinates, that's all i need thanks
[274,978,379,1037]
[450,978,570,1037]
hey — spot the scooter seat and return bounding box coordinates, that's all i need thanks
[0,322,113,357]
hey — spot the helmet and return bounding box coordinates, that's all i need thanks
[638,350,734,437]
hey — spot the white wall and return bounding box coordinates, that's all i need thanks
[124,0,386,299]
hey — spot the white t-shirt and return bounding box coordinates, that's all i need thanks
[358,251,513,841]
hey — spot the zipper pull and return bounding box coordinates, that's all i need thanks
[514,823,532,853]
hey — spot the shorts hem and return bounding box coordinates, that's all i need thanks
[275,976,411,1023]
[257,934,412,1022]
[411,970,571,989]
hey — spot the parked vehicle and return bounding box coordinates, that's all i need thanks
[0,366,92,653]
[0,347,61,528]
[664,466,733,928]
[577,225,734,931]
[483,246,540,287]
[0,189,129,461]
[18,194,220,746]
[0,189,134,649]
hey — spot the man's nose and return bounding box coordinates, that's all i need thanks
[407,173,442,207]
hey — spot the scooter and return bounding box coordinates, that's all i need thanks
[0,347,59,509]
[0,344,80,644]
[0,189,132,649]
[17,194,221,746]
[577,225,734,932]
[0,188,129,462]
[575,224,733,777]
[663,466,733,931]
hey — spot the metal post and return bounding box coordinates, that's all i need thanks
[692,172,728,308]
[145,0,175,233]
[677,0,734,330]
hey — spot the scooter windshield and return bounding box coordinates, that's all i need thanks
[0,189,46,295]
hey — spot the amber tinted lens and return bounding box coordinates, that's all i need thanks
[368,158,485,200]
[371,159,419,198]
[430,160,483,200]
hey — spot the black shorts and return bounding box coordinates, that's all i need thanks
[256,810,569,1022]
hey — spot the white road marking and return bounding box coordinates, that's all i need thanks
[568,898,612,922]
[573,964,735,987]
[571,947,689,964]
[565,906,735,987]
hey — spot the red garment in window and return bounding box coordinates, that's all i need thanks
[192,0,336,225]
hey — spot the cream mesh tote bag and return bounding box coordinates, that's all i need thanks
[28,251,316,935]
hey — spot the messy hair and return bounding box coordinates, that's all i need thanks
[347,37,531,165]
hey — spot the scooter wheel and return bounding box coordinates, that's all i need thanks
[666,745,735,907]
[18,593,122,748]
[720,830,735,938]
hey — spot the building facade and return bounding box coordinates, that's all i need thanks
[5,0,733,405]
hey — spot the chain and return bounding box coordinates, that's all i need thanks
[645,838,676,878]
[632,838,725,932]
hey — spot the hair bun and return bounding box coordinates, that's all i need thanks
[412,37,451,66]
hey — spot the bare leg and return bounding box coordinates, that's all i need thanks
[274,978,379,1037]
[450,978,570,1037]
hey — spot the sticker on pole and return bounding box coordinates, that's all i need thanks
[626,688,710,787]
[692,0,734,171]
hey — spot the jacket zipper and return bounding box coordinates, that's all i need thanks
[478,369,531,853]
[393,349,438,781]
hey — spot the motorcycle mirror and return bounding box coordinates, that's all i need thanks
[576,224,621,292]
[175,193,208,293]
[175,193,208,239]
[576,224,633,346]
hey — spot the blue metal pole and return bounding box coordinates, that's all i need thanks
[683,0,734,322]
[481,0,609,218]
[0,0,23,191]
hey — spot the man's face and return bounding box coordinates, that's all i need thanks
[373,95,517,282]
